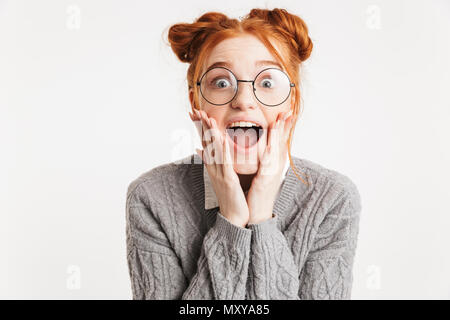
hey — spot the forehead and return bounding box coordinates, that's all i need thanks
[203,35,285,73]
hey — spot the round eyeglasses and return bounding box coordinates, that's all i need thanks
[196,67,295,107]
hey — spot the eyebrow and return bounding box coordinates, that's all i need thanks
[205,60,283,71]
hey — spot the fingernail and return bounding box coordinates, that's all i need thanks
[284,110,292,120]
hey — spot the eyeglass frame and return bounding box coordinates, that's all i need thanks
[195,66,295,107]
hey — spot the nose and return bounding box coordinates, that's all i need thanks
[230,81,257,111]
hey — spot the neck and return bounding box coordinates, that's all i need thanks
[237,153,288,193]
[237,173,256,193]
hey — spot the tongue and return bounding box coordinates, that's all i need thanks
[227,128,259,148]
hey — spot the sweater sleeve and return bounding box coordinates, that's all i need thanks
[298,188,361,300]
[245,214,301,299]
[126,190,252,300]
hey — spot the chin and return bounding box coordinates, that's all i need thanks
[233,162,259,175]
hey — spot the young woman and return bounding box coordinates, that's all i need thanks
[126,8,362,300]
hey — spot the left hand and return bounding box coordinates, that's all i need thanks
[246,110,295,225]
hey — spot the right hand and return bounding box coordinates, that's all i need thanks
[190,108,250,228]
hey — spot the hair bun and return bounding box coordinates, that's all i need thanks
[167,12,230,63]
[247,8,313,62]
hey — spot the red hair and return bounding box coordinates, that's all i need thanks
[167,8,313,185]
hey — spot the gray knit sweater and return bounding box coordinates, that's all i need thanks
[125,153,361,300]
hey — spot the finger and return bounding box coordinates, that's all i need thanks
[262,120,282,175]
[222,129,234,174]
[193,109,203,135]
[190,109,200,121]
[259,120,275,167]
[200,111,218,166]
[203,110,210,126]
[195,148,205,163]
[199,110,211,132]
[208,117,218,141]
[284,110,294,125]
[192,109,204,142]
[264,121,275,153]
[283,112,295,142]
[201,110,212,128]
[210,117,223,146]
[191,109,199,121]
[279,117,286,142]
[198,110,212,149]
[276,111,283,122]
[278,118,288,155]
[271,120,282,157]
[193,108,201,120]
[282,109,293,121]
[269,119,280,149]
[196,125,207,149]
[209,117,222,167]
[204,143,216,166]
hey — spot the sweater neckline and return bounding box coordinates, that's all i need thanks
[272,162,302,219]
[190,154,305,223]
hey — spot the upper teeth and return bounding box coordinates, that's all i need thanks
[228,121,259,128]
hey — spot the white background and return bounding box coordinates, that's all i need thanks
[1,0,449,299]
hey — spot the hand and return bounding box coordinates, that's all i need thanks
[246,110,294,225]
[190,109,250,228]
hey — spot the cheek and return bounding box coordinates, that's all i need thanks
[266,112,282,127]
[203,108,226,129]
[266,106,291,126]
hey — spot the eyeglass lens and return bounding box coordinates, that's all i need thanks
[199,68,292,106]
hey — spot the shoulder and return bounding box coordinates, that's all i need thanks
[291,156,362,213]
[126,154,199,207]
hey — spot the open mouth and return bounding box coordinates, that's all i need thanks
[226,121,264,149]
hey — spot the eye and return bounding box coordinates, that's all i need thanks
[259,78,275,88]
[212,78,231,88]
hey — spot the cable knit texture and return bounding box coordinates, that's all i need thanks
[125,154,362,300]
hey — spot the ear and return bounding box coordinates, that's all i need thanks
[189,88,196,110]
